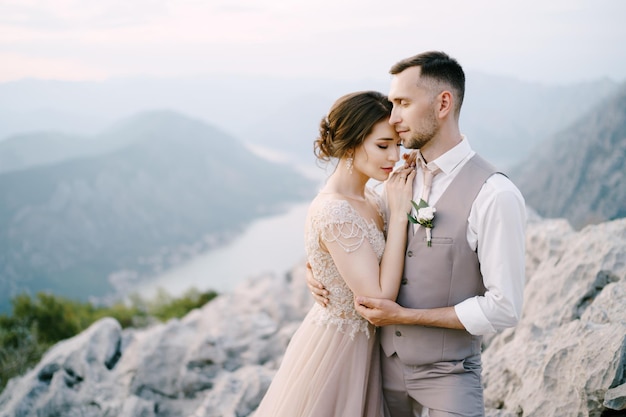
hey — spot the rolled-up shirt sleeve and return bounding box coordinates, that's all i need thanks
[455,174,527,336]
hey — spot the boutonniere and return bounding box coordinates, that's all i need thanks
[407,199,436,246]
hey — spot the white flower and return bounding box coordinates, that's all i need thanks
[407,199,437,247]
[417,206,436,222]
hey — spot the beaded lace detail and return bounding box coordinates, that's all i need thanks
[305,187,386,339]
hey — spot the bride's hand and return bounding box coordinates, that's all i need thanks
[386,166,416,220]
[402,151,418,169]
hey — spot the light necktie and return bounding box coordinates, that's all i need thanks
[420,162,441,204]
[413,161,441,233]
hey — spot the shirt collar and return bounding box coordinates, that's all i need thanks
[420,135,473,175]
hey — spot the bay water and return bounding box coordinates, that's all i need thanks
[137,201,311,297]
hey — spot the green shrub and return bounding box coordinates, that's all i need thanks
[143,287,218,322]
[0,287,218,393]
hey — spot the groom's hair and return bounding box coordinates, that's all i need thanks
[390,51,465,116]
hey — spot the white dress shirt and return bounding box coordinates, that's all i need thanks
[404,137,527,335]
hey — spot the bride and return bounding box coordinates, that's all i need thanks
[253,90,415,417]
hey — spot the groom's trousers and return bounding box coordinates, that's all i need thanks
[381,352,485,417]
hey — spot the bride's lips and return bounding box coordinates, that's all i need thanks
[381,167,394,174]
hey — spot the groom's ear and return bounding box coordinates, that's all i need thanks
[436,90,454,119]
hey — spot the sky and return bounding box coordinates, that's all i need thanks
[0,0,625,85]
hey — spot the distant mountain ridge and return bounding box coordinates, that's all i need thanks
[0,132,87,174]
[461,74,617,168]
[243,74,619,169]
[0,74,619,171]
[510,83,626,229]
[0,110,317,312]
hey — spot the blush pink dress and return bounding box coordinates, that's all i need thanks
[253,188,386,417]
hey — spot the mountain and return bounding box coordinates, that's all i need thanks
[462,74,617,168]
[0,110,317,312]
[510,83,626,229]
[0,132,87,174]
[0,74,619,171]
[0,122,143,174]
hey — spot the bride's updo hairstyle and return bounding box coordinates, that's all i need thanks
[314,91,392,162]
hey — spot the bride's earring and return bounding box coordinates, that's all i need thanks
[345,156,353,174]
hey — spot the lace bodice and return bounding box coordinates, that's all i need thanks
[304,187,386,339]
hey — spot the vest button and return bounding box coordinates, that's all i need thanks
[395,331,402,337]
[401,278,408,285]
[407,251,413,257]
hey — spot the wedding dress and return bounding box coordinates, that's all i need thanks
[253,187,386,417]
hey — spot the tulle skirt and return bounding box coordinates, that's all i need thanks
[253,306,384,417]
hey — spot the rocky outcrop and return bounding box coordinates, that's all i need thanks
[482,216,626,416]
[0,265,313,417]
[1,216,625,417]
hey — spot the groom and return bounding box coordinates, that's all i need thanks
[307,51,527,417]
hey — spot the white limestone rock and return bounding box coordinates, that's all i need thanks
[0,317,124,417]
[0,263,312,417]
[483,218,626,416]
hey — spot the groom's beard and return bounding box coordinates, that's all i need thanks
[403,111,439,150]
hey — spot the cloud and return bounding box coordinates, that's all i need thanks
[0,0,169,26]
[0,0,624,83]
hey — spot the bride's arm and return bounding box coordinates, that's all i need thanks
[378,167,415,299]
[323,168,415,300]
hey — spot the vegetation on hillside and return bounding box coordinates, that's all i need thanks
[0,287,217,393]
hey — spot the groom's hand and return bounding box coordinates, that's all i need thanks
[306,262,329,307]
[354,296,404,326]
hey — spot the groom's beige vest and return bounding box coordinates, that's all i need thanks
[380,154,497,366]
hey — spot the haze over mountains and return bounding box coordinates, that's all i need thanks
[511,83,626,229]
[0,73,618,169]
[0,71,624,312]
